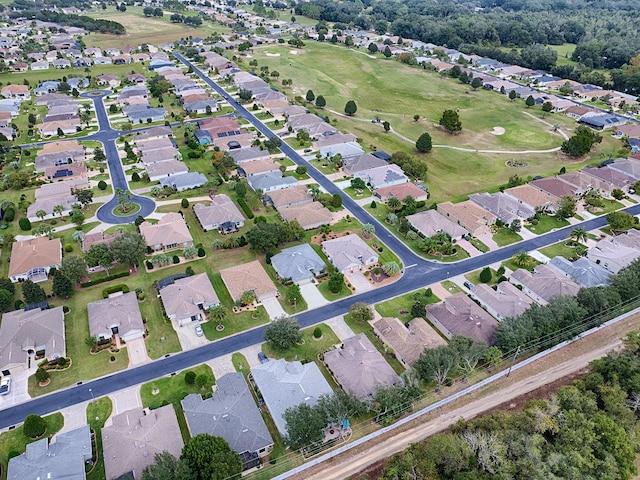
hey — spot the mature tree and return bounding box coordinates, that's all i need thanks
[362,223,375,238]
[576,285,622,317]
[36,209,47,220]
[439,110,462,133]
[305,89,315,102]
[351,177,367,190]
[85,243,114,275]
[23,414,46,438]
[386,196,402,212]
[246,222,288,252]
[53,204,64,217]
[52,271,73,298]
[349,302,373,323]
[22,279,46,304]
[570,227,588,244]
[286,283,303,307]
[0,278,15,296]
[238,88,253,102]
[508,89,517,101]
[93,147,106,163]
[70,209,85,226]
[109,232,146,266]
[415,345,458,391]
[180,434,241,480]
[383,261,401,276]
[561,125,602,157]
[368,42,378,53]
[283,402,327,450]
[208,305,228,326]
[512,250,532,268]
[327,272,344,293]
[416,132,433,153]
[264,315,303,350]
[315,95,326,108]
[59,255,87,284]
[606,211,636,233]
[142,452,193,480]
[556,195,577,220]
[471,77,483,89]
[479,267,492,283]
[344,100,357,116]
[509,218,522,233]
[383,45,392,57]
[382,120,391,132]
[525,95,535,107]
[542,101,553,117]
[0,290,13,312]
[240,290,256,306]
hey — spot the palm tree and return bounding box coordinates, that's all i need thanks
[569,227,587,244]
[53,204,64,217]
[386,197,401,212]
[209,305,228,327]
[362,223,375,238]
[513,250,531,268]
[308,185,321,200]
[36,209,46,221]
[382,261,401,276]
[72,230,84,243]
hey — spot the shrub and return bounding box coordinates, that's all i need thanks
[237,197,254,219]
[101,284,130,298]
[110,355,116,361]
[57,357,67,367]
[370,200,377,209]
[146,260,153,270]
[14,299,24,310]
[313,326,322,338]
[63,305,69,313]
[197,247,205,257]
[185,370,196,385]
[172,255,180,264]
[80,271,129,288]
[4,207,15,222]
[23,414,46,438]
[479,267,492,283]
[181,198,189,208]
[64,243,73,253]
[35,368,49,384]
[97,180,107,190]
[185,266,195,276]
[19,217,31,231]
[131,171,140,182]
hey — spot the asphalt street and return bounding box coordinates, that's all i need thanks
[3,58,640,429]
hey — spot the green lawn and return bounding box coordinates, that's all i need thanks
[465,267,500,286]
[86,398,113,480]
[343,186,372,199]
[262,323,340,364]
[0,413,64,477]
[587,199,624,216]
[441,280,463,294]
[140,364,215,410]
[232,352,251,378]
[525,214,570,234]
[375,289,440,322]
[317,276,353,301]
[469,237,490,253]
[502,257,541,273]
[492,227,523,247]
[539,241,586,261]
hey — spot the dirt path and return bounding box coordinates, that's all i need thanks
[284,312,640,480]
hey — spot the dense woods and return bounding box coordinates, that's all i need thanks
[297,0,640,92]
[377,330,640,480]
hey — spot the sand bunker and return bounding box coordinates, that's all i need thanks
[289,50,298,55]
[265,53,280,57]
[490,126,506,135]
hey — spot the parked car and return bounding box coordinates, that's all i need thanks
[463,281,475,290]
[258,352,269,364]
[194,324,204,337]
[0,377,10,395]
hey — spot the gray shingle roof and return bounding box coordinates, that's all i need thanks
[548,256,612,288]
[270,244,326,283]
[250,359,333,436]
[181,373,273,456]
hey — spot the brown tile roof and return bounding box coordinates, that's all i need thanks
[219,260,277,302]
[139,212,193,248]
[323,334,401,399]
[39,139,82,155]
[437,201,497,233]
[372,317,446,367]
[279,202,333,230]
[8,237,61,279]
[160,273,219,320]
[504,184,558,208]
[510,264,580,302]
[530,177,578,198]
[87,291,144,340]
[374,183,427,201]
[582,166,636,189]
[406,210,468,238]
[240,158,280,176]
[426,293,498,345]
[193,196,244,229]
[268,185,313,208]
[81,231,123,252]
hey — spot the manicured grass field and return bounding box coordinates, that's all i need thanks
[492,227,523,247]
[262,323,340,365]
[374,289,440,321]
[86,397,113,480]
[0,413,64,477]
[140,364,215,409]
[525,214,570,234]
[539,241,585,260]
[465,267,500,286]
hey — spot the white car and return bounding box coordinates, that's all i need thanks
[0,377,10,396]
[194,324,204,337]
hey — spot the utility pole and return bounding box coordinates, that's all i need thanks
[506,346,521,378]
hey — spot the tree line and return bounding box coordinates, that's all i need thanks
[8,9,126,35]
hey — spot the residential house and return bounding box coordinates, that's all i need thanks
[319,141,364,159]
[265,185,312,209]
[313,132,358,150]
[8,237,61,283]
[323,334,401,399]
[470,282,534,320]
[558,170,614,196]
[35,140,85,171]
[237,158,281,177]
[279,202,333,230]
[159,171,207,192]
[614,124,640,139]
[139,212,193,253]
[88,292,145,343]
[371,317,446,368]
[469,192,535,225]
[228,147,270,164]
[406,210,468,240]
[565,105,592,120]
[96,74,121,88]
[1,84,29,100]
[7,426,91,480]
[609,158,640,180]
[355,164,408,190]
[160,273,220,326]
[38,119,80,137]
[271,243,326,284]
[425,293,499,345]
[579,113,625,130]
[250,359,333,437]
[146,159,189,181]
[81,230,123,252]
[124,105,166,123]
[510,264,581,304]
[247,172,298,192]
[612,229,640,250]
[374,182,428,202]
[102,406,183,480]
[193,196,244,233]
[0,306,65,374]
[342,153,388,175]
[504,184,558,213]
[322,234,378,273]
[437,201,497,237]
[587,239,640,273]
[220,260,278,303]
[182,373,273,470]
[530,177,579,199]
[44,162,88,182]
[548,256,612,288]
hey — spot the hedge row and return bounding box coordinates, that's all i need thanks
[81,270,129,288]
[237,197,254,219]
[102,284,130,298]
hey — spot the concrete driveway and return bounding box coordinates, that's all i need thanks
[207,354,236,379]
[299,283,328,310]
[323,315,356,342]
[127,337,150,366]
[59,401,90,435]
[108,386,141,420]
[262,297,286,320]
[0,368,32,414]
[344,269,374,293]
[174,320,208,350]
